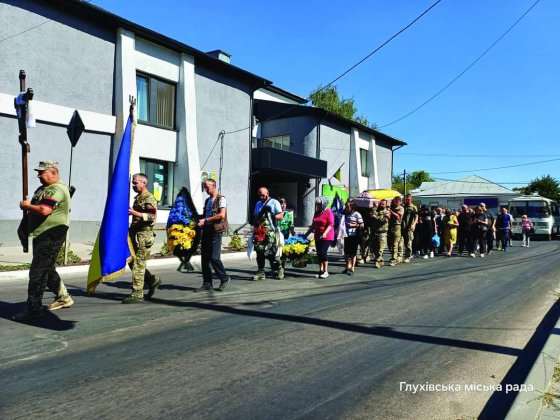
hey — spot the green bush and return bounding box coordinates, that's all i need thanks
[160,242,171,255]
[55,244,82,265]
[228,233,245,251]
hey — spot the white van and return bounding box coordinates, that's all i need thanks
[508,195,560,240]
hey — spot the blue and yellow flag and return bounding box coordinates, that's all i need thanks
[87,116,134,293]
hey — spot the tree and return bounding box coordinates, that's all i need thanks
[521,175,560,201]
[310,85,377,129]
[392,170,434,195]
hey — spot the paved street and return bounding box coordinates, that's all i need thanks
[1,241,560,419]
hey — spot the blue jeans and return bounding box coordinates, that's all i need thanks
[498,229,510,250]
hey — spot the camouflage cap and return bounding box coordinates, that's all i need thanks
[34,160,59,171]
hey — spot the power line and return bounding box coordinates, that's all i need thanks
[321,0,442,90]
[399,152,560,158]
[379,0,542,128]
[224,0,442,136]
[430,157,560,175]
[0,1,93,44]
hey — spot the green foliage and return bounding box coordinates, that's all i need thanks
[228,234,245,251]
[392,170,434,195]
[160,242,171,255]
[0,264,30,272]
[310,85,377,129]
[521,175,560,201]
[55,244,81,265]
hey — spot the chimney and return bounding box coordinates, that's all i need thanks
[206,50,231,64]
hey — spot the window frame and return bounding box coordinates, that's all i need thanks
[360,148,368,177]
[262,135,291,151]
[136,72,177,130]
[139,157,174,208]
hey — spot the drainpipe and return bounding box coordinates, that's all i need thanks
[391,144,405,188]
[247,91,255,223]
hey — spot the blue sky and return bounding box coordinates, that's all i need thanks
[91,0,559,189]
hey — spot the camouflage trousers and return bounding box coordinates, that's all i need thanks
[388,229,402,263]
[128,230,156,298]
[400,229,415,259]
[372,232,387,263]
[28,225,70,311]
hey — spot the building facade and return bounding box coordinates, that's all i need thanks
[0,0,406,245]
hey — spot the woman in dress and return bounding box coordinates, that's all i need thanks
[442,208,459,257]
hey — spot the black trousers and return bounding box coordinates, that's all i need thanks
[200,226,228,285]
[256,251,281,272]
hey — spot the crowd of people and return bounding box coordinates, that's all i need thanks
[12,163,536,323]
[240,191,536,280]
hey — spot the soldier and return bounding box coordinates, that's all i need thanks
[387,195,404,266]
[13,160,74,322]
[370,199,391,268]
[122,173,161,303]
[400,194,418,263]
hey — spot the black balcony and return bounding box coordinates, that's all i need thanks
[251,147,327,179]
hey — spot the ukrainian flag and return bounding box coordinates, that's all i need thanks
[87,116,134,293]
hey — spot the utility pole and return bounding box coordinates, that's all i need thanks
[403,169,407,196]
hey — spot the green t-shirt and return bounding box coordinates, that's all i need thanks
[28,181,71,237]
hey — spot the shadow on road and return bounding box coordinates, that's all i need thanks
[478,299,560,419]
[0,301,77,331]
[149,296,522,357]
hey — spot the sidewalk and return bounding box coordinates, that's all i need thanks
[0,234,239,267]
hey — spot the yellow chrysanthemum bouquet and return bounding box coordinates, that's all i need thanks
[283,236,311,267]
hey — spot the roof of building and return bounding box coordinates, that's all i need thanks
[45,0,272,90]
[415,175,518,196]
[254,100,407,147]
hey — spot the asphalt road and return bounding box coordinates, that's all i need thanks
[1,240,560,419]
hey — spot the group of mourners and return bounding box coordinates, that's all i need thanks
[323,195,536,278]
[12,161,537,323]
[237,191,536,281]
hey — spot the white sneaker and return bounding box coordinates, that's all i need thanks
[429,251,434,258]
[480,254,485,258]
[470,253,475,258]
[319,271,329,279]
[423,255,429,259]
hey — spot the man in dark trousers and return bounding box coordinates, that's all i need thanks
[196,179,230,291]
[13,160,74,322]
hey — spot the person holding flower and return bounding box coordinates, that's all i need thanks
[252,187,284,281]
[304,196,334,279]
[278,198,296,272]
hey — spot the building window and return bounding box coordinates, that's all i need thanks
[136,73,176,129]
[263,135,291,151]
[139,158,173,207]
[360,148,368,177]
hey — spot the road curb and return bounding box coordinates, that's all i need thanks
[0,251,249,282]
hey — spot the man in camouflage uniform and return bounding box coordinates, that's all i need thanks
[13,160,74,322]
[370,199,391,268]
[400,194,418,263]
[122,173,161,303]
[387,195,404,266]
